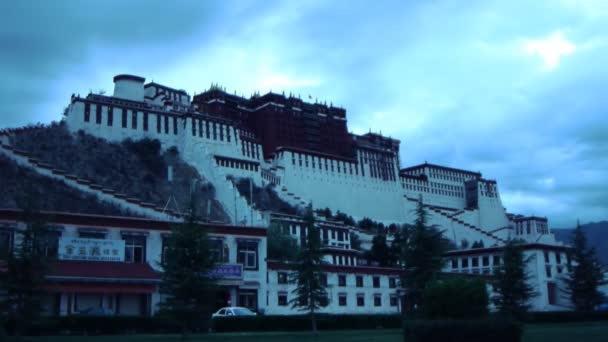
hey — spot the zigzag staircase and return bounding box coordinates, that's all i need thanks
[404,195,506,244]
[0,130,180,221]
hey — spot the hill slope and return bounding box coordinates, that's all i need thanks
[553,221,608,265]
[7,122,228,221]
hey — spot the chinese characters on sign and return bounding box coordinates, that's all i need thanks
[58,238,125,262]
[208,264,243,279]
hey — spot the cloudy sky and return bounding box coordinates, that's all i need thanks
[1,0,606,227]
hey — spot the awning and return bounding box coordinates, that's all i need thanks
[45,282,156,294]
[46,260,161,284]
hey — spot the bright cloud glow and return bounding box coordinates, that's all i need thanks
[523,31,576,71]
[257,73,321,90]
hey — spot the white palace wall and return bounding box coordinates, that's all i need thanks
[272,150,408,224]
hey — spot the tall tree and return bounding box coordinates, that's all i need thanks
[395,199,447,313]
[158,199,216,338]
[290,205,328,333]
[566,222,605,311]
[0,197,49,336]
[267,222,300,262]
[491,240,536,317]
[368,233,393,266]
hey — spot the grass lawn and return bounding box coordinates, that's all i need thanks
[6,322,608,341]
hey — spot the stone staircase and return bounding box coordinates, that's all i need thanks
[405,195,506,244]
[185,144,267,226]
[0,139,180,221]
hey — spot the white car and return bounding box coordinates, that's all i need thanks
[212,306,257,318]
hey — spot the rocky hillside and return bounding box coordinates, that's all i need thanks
[0,155,136,216]
[7,122,228,221]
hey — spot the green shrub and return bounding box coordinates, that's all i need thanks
[423,277,489,319]
[403,319,522,342]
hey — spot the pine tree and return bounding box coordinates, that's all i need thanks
[0,201,49,336]
[395,199,447,313]
[566,222,605,311]
[267,222,300,262]
[491,240,536,317]
[290,205,328,333]
[368,233,393,266]
[158,199,216,338]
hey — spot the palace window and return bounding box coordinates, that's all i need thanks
[338,293,347,306]
[544,251,550,263]
[107,107,113,126]
[493,255,501,266]
[199,120,203,137]
[374,294,382,307]
[84,103,90,122]
[131,111,137,129]
[237,240,258,270]
[356,293,365,307]
[278,272,288,284]
[462,258,469,268]
[338,274,346,287]
[356,275,363,287]
[143,113,148,131]
[373,276,380,288]
[278,292,288,306]
[389,277,398,289]
[482,256,489,267]
[390,294,399,307]
[96,104,102,124]
[156,114,161,133]
[164,116,169,134]
[122,108,127,128]
[451,258,458,269]
[472,257,479,268]
[173,117,178,135]
[123,235,146,263]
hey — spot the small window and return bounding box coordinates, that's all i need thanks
[95,105,102,124]
[451,259,458,269]
[493,255,501,266]
[237,240,258,270]
[338,275,346,287]
[544,251,550,263]
[462,258,469,268]
[389,277,397,289]
[546,265,552,278]
[123,235,146,263]
[472,258,479,268]
[482,256,489,267]
[278,292,288,306]
[122,108,127,128]
[374,294,382,307]
[107,107,113,126]
[356,276,363,287]
[390,295,398,307]
[278,272,288,284]
[356,294,364,307]
[131,111,137,129]
[338,293,347,306]
[373,276,380,288]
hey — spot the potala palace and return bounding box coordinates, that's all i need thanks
[0,74,573,317]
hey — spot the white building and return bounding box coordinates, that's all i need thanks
[1,73,581,313]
